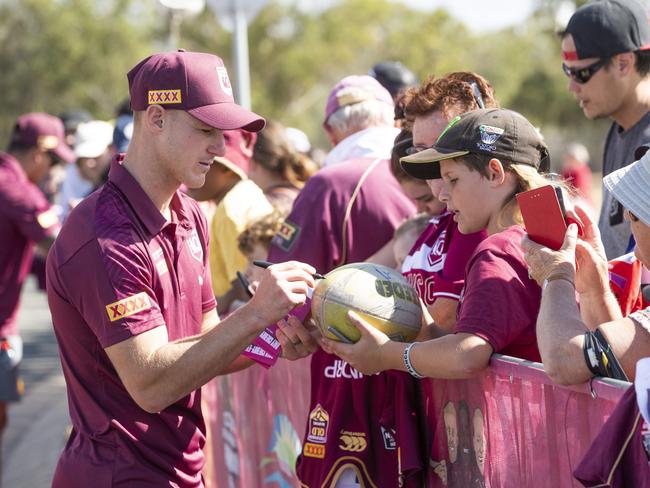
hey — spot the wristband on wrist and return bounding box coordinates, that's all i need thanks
[403,342,425,379]
[543,273,575,290]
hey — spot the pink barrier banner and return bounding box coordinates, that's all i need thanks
[423,356,628,488]
[202,354,629,487]
[202,357,311,488]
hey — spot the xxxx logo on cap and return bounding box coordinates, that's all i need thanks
[148,89,182,105]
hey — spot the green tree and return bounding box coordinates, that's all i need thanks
[0,0,158,141]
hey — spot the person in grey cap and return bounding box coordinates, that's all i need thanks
[522,149,650,486]
[561,0,650,259]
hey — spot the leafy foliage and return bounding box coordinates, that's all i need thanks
[0,0,608,168]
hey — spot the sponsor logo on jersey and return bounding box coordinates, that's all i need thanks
[150,246,168,276]
[148,89,181,104]
[324,359,363,379]
[303,442,325,459]
[339,431,367,452]
[187,229,203,263]
[307,404,329,444]
[105,292,151,322]
[216,66,234,97]
[381,425,397,450]
[272,220,300,252]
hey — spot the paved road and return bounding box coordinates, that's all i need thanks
[3,277,69,488]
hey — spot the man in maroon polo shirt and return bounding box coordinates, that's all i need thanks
[0,112,71,467]
[46,50,318,488]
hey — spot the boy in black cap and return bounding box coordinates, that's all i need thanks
[322,107,552,387]
[561,0,650,259]
[320,107,557,484]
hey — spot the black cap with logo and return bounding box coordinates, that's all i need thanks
[400,108,550,180]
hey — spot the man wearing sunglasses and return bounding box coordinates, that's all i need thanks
[561,0,650,260]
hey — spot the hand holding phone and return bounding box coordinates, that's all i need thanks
[516,185,582,251]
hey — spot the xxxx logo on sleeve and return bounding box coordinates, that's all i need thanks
[105,292,151,322]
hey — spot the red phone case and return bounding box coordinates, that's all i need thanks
[516,185,567,251]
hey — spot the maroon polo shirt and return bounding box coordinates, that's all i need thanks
[0,152,59,337]
[47,156,216,487]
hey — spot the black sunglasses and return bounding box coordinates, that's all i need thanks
[562,58,609,84]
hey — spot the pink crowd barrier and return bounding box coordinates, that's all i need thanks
[202,354,629,487]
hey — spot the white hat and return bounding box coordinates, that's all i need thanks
[74,120,114,159]
[603,150,650,226]
[285,127,311,153]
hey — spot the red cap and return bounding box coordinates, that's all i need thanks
[213,129,256,179]
[127,50,265,132]
[10,113,75,163]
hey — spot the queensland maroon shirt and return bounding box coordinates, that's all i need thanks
[0,152,59,337]
[402,212,486,305]
[47,156,216,487]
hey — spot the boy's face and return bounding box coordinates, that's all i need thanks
[438,158,493,234]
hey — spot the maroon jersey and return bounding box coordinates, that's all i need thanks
[574,386,650,487]
[47,157,216,487]
[455,226,542,363]
[0,152,59,337]
[268,157,421,487]
[401,212,486,305]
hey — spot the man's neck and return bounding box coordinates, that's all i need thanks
[122,147,176,219]
[612,78,650,130]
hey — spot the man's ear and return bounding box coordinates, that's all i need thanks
[615,52,635,76]
[486,158,506,185]
[240,131,255,158]
[145,105,166,130]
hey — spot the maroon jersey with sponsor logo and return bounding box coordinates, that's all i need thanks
[0,152,59,337]
[401,212,486,305]
[455,226,542,363]
[47,156,216,487]
[268,157,421,487]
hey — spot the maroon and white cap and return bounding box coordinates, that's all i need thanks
[127,49,265,132]
[11,112,75,163]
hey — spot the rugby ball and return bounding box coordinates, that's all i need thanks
[311,263,422,343]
